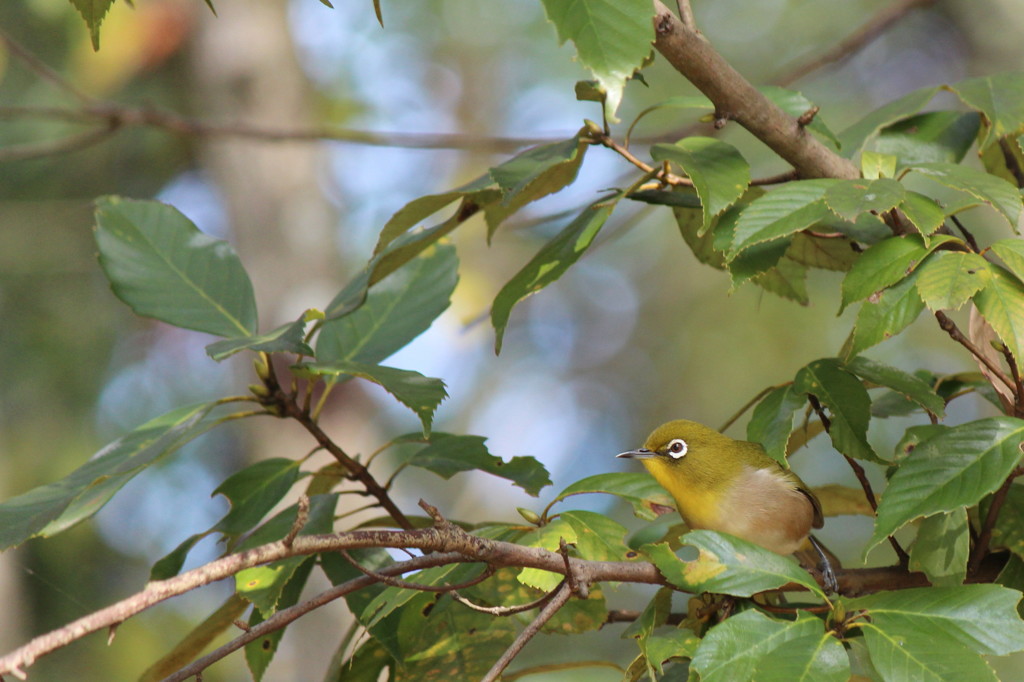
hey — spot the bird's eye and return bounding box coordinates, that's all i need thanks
[667,439,688,458]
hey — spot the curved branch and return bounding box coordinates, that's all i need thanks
[162,552,468,682]
[650,1,860,181]
[0,508,1008,678]
[481,582,574,682]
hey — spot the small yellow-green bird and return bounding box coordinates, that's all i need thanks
[617,419,837,592]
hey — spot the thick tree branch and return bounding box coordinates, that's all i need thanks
[650,1,860,181]
[1,504,1006,678]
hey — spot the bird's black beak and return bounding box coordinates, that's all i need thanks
[616,448,655,459]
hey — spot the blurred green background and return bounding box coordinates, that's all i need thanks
[2,0,1023,679]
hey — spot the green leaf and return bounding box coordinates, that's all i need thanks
[729,180,836,256]
[645,531,824,598]
[211,458,302,537]
[0,402,218,550]
[235,494,338,617]
[301,361,447,436]
[206,317,313,361]
[908,162,1022,232]
[539,0,653,122]
[485,134,589,237]
[643,629,701,676]
[317,243,457,365]
[992,238,1024,279]
[991,485,1024,560]
[517,517,578,591]
[909,509,969,587]
[560,509,631,561]
[747,385,806,466]
[70,0,114,50]
[691,610,827,682]
[873,111,981,166]
[728,237,792,290]
[838,85,940,156]
[650,138,750,233]
[949,73,1024,149]
[94,197,258,337]
[785,233,858,272]
[869,417,1024,551]
[846,584,1024,656]
[405,433,551,495]
[555,472,675,520]
[861,150,898,179]
[753,625,850,682]
[858,622,997,682]
[848,272,926,357]
[845,356,945,418]
[823,178,905,222]
[914,250,990,312]
[899,191,947,237]
[751,255,809,305]
[373,174,494,254]
[794,358,881,463]
[491,194,620,353]
[839,235,933,312]
[626,95,714,143]
[974,264,1024,367]
[245,557,316,681]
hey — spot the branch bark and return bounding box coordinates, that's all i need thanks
[650,0,860,181]
[0,506,1005,678]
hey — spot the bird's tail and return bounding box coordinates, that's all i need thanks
[794,534,841,593]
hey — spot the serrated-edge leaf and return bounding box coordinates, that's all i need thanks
[900,191,947,237]
[869,417,1024,550]
[491,194,619,354]
[845,356,945,417]
[691,610,822,682]
[908,162,1022,232]
[838,86,940,156]
[992,239,1024,280]
[840,234,930,312]
[823,178,905,222]
[948,73,1024,149]
[556,472,675,520]
[748,385,805,466]
[847,584,1024,656]
[794,359,881,463]
[914,250,990,312]
[974,264,1024,368]
[540,0,654,122]
[848,271,926,358]
[729,180,836,256]
[908,508,969,587]
[301,360,447,436]
[651,138,750,233]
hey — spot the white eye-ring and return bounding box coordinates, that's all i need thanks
[666,439,688,459]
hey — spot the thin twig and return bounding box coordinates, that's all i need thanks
[340,549,494,592]
[480,582,574,682]
[0,126,117,162]
[998,135,1024,188]
[451,580,567,616]
[934,311,1017,395]
[969,465,1024,576]
[718,384,787,434]
[0,29,94,104]
[772,0,939,87]
[161,552,469,682]
[806,395,908,565]
[259,361,415,531]
[949,214,981,253]
[282,495,310,548]
[675,0,697,31]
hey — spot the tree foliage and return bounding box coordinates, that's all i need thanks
[3,1,1024,680]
